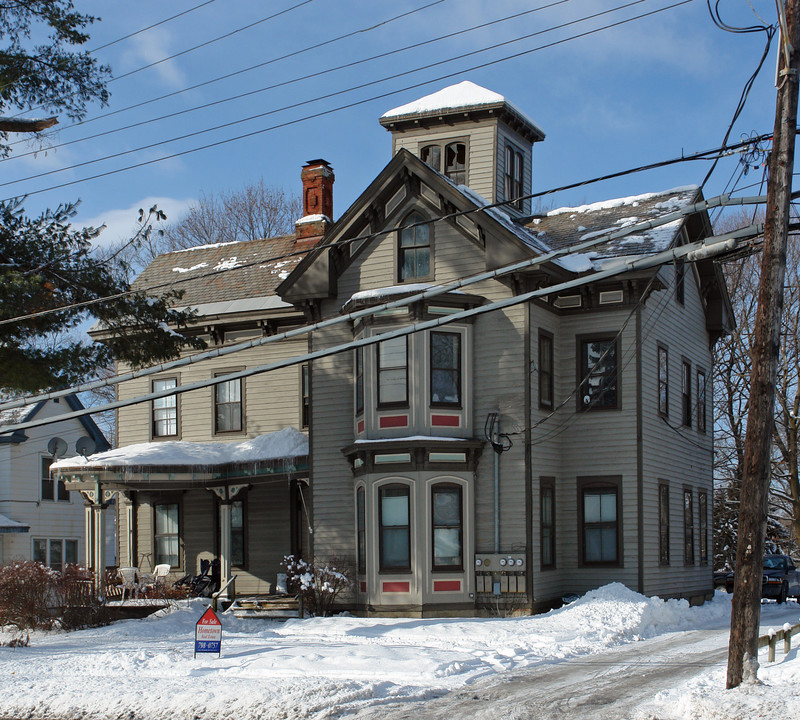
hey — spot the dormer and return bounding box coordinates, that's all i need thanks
[379,81,545,218]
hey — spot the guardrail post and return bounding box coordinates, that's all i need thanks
[769,631,777,663]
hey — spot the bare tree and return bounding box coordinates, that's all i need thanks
[134,180,302,267]
[713,209,800,568]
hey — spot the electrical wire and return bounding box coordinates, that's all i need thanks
[0,0,659,189]
[0,0,694,200]
[1,0,541,156]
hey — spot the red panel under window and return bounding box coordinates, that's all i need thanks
[360,581,367,593]
[433,580,461,592]
[382,581,410,593]
[379,415,408,428]
[431,414,460,427]
[357,419,365,434]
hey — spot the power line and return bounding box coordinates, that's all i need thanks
[0,0,693,200]
[0,0,656,188]
[2,228,751,436]
[10,0,320,120]
[2,0,564,163]
[3,191,757,412]
[0,149,770,333]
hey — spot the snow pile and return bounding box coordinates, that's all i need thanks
[52,426,308,470]
[1,585,786,720]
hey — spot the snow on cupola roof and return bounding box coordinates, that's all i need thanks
[380,81,545,141]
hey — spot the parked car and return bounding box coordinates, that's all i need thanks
[724,554,800,603]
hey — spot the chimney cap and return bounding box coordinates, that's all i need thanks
[303,158,332,168]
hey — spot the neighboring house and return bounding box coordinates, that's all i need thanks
[0,395,110,568]
[55,81,732,613]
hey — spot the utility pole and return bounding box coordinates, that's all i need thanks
[727,0,800,689]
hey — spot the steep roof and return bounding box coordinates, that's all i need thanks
[132,235,304,308]
[379,81,545,142]
[522,186,701,272]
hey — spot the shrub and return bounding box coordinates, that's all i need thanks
[0,561,59,630]
[281,555,351,616]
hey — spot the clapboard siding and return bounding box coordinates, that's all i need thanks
[639,263,714,599]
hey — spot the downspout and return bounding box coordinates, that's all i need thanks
[494,415,500,554]
[636,303,645,594]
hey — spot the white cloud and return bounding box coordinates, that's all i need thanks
[122,27,186,88]
[76,196,194,249]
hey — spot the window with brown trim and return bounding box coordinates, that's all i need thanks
[698,490,708,565]
[579,336,619,410]
[356,486,366,574]
[152,377,178,437]
[430,331,461,406]
[539,331,554,409]
[697,369,707,433]
[377,336,408,407]
[579,477,621,565]
[659,482,670,565]
[379,484,410,572]
[398,211,431,282]
[657,345,669,417]
[214,375,242,434]
[504,145,524,210]
[540,479,555,569]
[431,483,462,571]
[681,360,692,427]
[683,488,694,565]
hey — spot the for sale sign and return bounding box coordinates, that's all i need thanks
[195,607,222,657]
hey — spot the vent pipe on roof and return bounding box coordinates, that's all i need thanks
[295,159,334,249]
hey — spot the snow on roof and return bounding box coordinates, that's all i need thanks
[173,240,241,253]
[381,81,545,137]
[52,427,307,470]
[546,186,698,217]
[0,405,30,428]
[0,513,29,533]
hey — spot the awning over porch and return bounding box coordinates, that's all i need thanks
[0,513,29,533]
[51,427,309,491]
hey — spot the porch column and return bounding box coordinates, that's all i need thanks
[219,500,232,594]
[80,477,108,595]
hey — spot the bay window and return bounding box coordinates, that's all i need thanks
[430,332,461,406]
[377,336,408,407]
[431,484,462,570]
[379,485,410,572]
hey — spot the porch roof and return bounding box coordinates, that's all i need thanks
[0,513,29,533]
[51,427,308,491]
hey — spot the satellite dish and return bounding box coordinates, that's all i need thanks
[75,436,96,458]
[47,437,68,458]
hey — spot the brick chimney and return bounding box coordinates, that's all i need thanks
[295,159,334,247]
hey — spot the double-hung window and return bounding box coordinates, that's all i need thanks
[540,479,555,568]
[657,345,669,417]
[697,369,707,433]
[214,376,242,433]
[356,486,366,574]
[681,360,692,427]
[659,483,670,565]
[399,211,431,282]
[379,485,410,572]
[355,347,364,415]
[430,331,461,406]
[154,503,180,568]
[683,488,694,565]
[431,484,462,570]
[377,336,408,407]
[152,377,178,437]
[41,457,69,502]
[579,336,618,410]
[539,331,554,409]
[698,490,708,565]
[581,481,619,564]
[504,145,524,209]
[420,142,467,185]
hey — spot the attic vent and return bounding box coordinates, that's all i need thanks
[599,290,624,305]
[554,294,581,309]
[385,187,406,217]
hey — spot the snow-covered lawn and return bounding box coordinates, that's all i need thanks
[1,584,798,720]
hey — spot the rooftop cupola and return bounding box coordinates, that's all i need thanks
[380,81,545,217]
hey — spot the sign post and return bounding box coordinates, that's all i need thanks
[195,607,222,658]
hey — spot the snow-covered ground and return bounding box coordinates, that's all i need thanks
[0,584,797,720]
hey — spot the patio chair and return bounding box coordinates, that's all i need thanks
[152,564,170,589]
[118,567,140,601]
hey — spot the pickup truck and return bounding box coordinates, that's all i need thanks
[724,554,800,603]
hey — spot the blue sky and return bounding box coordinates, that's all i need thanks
[0,0,784,246]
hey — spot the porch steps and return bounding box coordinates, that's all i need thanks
[230,596,300,619]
